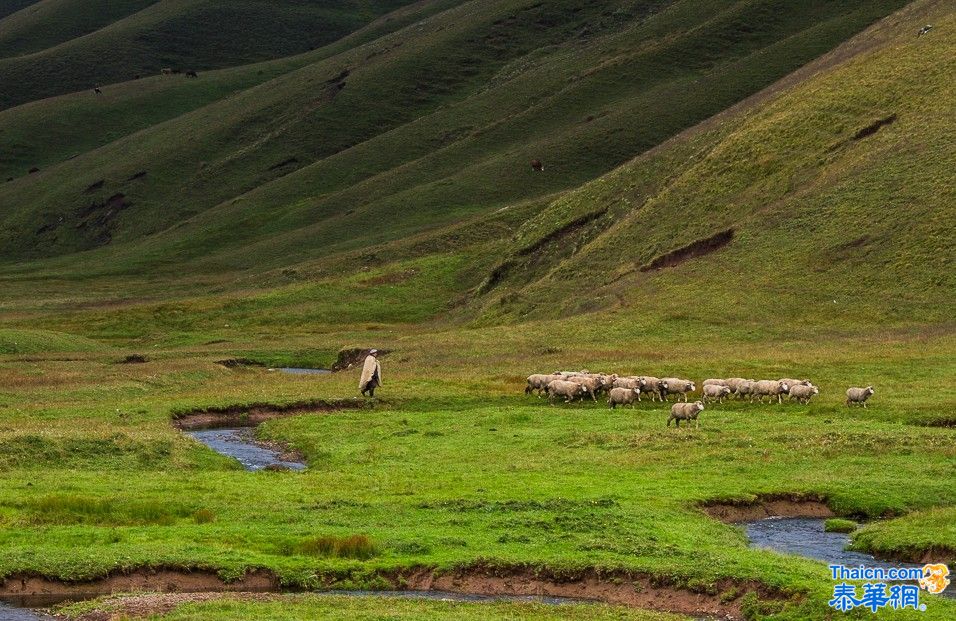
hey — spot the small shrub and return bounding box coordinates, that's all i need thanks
[192,508,216,524]
[825,518,858,533]
[297,534,378,559]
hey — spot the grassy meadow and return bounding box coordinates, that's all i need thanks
[0,0,952,619]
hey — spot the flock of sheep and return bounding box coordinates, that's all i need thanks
[525,371,875,428]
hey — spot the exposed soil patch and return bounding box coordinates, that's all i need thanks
[74,193,131,246]
[6,566,788,620]
[84,180,104,193]
[701,493,834,523]
[330,348,390,372]
[865,545,956,565]
[640,229,734,272]
[400,567,783,619]
[215,358,265,369]
[517,209,607,257]
[0,570,276,608]
[172,398,366,430]
[267,157,299,171]
[117,354,148,364]
[852,114,897,141]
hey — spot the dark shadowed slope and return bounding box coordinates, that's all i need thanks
[0,0,909,282]
[0,0,429,109]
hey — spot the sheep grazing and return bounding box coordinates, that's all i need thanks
[789,384,819,404]
[161,68,173,75]
[185,70,198,78]
[607,387,639,409]
[661,378,695,402]
[751,380,790,404]
[668,401,704,428]
[530,159,544,172]
[702,384,732,403]
[846,386,875,408]
[525,373,561,397]
[546,380,586,404]
[703,379,728,387]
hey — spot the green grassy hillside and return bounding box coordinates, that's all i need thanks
[0,0,159,58]
[0,0,463,182]
[0,0,38,20]
[469,0,955,327]
[0,0,426,109]
[0,0,908,282]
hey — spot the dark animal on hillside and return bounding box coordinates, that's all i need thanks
[185,70,198,78]
[134,74,141,80]
[918,24,933,37]
[171,68,182,74]
[530,159,544,172]
[93,86,102,95]
[161,68,173,75]
[28,167,39,174]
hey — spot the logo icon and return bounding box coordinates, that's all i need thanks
[918,564,951,595]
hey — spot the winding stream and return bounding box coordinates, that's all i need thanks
[187,428,306,471]
[745,517,953,598]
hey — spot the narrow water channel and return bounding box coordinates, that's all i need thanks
[187,428,306,471]
[744,517,953,599]
[275,367,330,375]
[0,601,53,620]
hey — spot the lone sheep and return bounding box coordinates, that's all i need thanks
[668,401,704,428]
[531,159,544,172]
[846,386,875,407]
[607,387,639,409]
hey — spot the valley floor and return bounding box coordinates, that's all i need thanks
[0,316,953,620]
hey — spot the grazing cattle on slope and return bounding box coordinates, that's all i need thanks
[530,159,544,172]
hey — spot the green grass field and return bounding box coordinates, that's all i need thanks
[0,0,953,619]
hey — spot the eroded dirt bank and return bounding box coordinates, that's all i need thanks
[172,398,366,430]
[701,494,835,523]
[2,566,790,620]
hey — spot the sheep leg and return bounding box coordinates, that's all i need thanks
[683,393,688,402]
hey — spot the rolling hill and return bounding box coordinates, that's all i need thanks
[0,0,911,287]
[0,0,430,109]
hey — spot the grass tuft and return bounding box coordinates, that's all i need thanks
[296,534,379,560]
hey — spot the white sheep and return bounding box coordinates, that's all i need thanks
[547,380,587,404]
[789,384,819,404]
[702,384,732,403]
[751,380,790,404]
[668,401,704,428]
[846,386,875,407]
[661,378,696,402]
[607,387,640,409]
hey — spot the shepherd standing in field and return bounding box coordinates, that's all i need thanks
[359,349,382,397]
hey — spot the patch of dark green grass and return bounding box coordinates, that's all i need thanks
[23,494,185,526]
[295,534,379,560]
